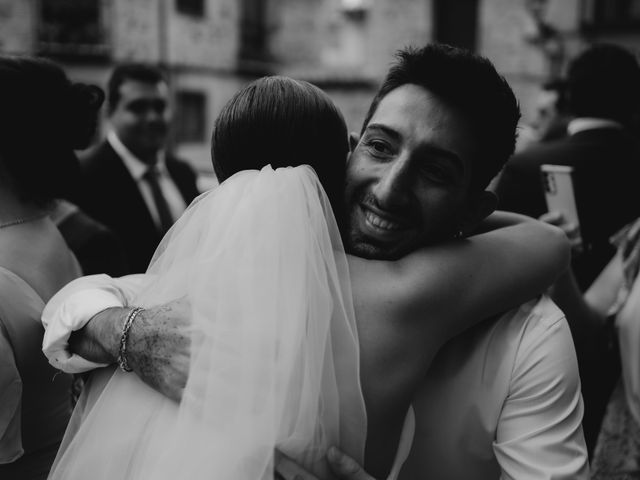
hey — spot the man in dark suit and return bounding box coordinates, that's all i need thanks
[495,44,640,291]
[79,64,200,273]
[494,43,640,455]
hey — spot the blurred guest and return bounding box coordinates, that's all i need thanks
[535,78,570,142]
[516,78,570,152]
[495,44,640,292]
[78,64,199,273]
[548,214,640,477]
[495,44,640,454]
[41,84,128,277]
[0,56,100,479]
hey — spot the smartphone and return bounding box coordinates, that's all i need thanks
[540,164,582,243]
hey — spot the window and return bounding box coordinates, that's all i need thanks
[37,0,109,58]
[433,0,478,51]
[239,0,269,63]
[176,0,205,17]
[174,91,207,144]
[582,0,640,32]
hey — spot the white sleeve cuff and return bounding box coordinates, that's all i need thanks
[42,289,123,374]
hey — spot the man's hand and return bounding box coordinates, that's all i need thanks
[274,448,376,480]
[127,298,192,402]
[326,447,376,480]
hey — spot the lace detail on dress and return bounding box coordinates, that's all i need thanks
[592,382,640,480]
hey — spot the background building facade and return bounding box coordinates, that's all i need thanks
[0,0,638,177]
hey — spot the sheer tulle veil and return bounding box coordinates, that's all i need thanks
[49,165,367,480]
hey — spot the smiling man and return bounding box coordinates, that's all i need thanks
[346,85,479,259]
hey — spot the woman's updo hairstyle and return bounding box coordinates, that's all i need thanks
[0,56,104,206]
[211,76,349,227]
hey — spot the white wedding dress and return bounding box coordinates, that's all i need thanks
[48,166,368,480]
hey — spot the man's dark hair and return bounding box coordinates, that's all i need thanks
[212,76,349,227]
[107,63,166,114]
[361,44,521,194]
[566,43,640,124]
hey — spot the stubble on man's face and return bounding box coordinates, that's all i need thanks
[344,85,476,260]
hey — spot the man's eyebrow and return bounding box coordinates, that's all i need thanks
[365,123,402,141]
[366,123,465,174]
[418,144,465,174]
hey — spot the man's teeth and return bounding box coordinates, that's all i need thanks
[365,211,402,231]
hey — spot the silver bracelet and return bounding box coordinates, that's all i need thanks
[118,307,145,372]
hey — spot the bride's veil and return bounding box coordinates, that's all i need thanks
[49,165,366,480]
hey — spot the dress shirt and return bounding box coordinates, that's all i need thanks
[400,296,589,480]
[567,117,623,136]
[107,131,187,229]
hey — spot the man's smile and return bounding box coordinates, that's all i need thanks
[357,203,413,241]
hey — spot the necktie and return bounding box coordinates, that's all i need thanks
[144,165,174,234]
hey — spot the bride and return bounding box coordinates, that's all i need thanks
[48,76,567,480]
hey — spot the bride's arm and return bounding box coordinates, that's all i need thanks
[348,214,570,343]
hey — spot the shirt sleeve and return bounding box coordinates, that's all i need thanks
[493,304,590,480]
[41,273,150,374]
[0,324,23,464]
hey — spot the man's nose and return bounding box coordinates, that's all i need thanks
[372,157,412,209]
[144,106,165,123]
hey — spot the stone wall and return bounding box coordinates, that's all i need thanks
[0,0,35,54]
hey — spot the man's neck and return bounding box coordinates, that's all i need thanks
[567,117,623,136]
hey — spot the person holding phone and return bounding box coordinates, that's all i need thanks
[495,44,640,292]
[495,44,640,454]
[542,212,640,478]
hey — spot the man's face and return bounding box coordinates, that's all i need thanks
[345,84,478,260]
[110,80,170,162]
[531,88,559,136]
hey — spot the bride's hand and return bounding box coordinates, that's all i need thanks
[274,448,376,480]
[326,447,376,480]
[127,297,192,401]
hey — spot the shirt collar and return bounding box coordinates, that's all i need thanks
[107,130,167,181]
[567,118,623,136]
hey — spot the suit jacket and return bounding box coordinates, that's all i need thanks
[495,127,640,290]
[78,141,200,273]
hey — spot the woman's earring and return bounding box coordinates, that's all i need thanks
[453,229,464,239]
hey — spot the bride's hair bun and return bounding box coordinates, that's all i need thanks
[0,55,105,205]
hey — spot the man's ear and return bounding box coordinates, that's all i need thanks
[348,132,360,153]
[459,190,498,236]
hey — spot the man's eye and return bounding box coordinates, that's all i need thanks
[421,164,451,183]
[366,140,392,156]
[128,103,145,114]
